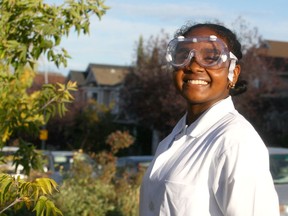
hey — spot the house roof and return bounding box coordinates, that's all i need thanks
[66,70,87,86]
[35,72,65,84]
[257,40,288,58]
[28,72,65,93]
[87,64,131,86]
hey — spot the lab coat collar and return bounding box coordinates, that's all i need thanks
[174,96,235,138]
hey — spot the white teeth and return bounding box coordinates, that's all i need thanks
[187,80,208,85]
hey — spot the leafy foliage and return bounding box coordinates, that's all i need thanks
[54,177,116,216]
[0,67,78,147]
[63,99,119,152]
[0,0,109,214]
[13,140,44,176]
[0,174,62,216]
[0,0,109,71]
[52,131,140,216]
[106,130,135,154]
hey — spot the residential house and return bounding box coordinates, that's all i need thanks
[66,63,131,114]
[257,39,288,90]
[256,39,288,103]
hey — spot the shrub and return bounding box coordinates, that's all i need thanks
[52,130,142,216]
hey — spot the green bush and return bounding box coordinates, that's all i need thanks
[54,178,116,216]
[52,131,142,216]
[52,160,141,216]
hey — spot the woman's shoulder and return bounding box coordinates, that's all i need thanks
[213,111,267,156]
[218,110,257,134]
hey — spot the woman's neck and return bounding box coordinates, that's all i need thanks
[185,98,227,125]
[185,104,208,125]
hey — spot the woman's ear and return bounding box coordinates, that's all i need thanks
[232,64,241,84]
[228,64,241,89]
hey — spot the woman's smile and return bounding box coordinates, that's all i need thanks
[185,79,209,85]
[185,80,208,85]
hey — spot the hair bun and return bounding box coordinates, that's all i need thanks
[230,80,247,96]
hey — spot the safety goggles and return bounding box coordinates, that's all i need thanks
[166,35,237,70]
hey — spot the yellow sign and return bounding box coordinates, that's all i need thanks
[39,129,48,140]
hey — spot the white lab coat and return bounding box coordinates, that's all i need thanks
[140,96,279,216]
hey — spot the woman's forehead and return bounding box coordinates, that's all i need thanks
[185,27,217,36]
[185,27,228,45]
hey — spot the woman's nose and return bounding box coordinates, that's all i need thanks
[184,58,205,72]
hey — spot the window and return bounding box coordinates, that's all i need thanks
[103,90,111,106]
[92,92,98,100]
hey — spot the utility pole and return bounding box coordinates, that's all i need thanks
[40,70,48,150]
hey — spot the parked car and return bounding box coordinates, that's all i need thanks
[0,146,25,179]
[43,150,99,184]
[268,147,288,216]
[116,155,154,176]
[49,150,95,171]
[0,147,98,184]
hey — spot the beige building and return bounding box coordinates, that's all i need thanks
[66,63,131,114]
[257,39,288,96]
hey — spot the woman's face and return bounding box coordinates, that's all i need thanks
[173,27,240,109]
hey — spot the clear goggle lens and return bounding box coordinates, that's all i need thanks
[166,35,237,69]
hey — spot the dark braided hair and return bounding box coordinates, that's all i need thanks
[174,22,247,95]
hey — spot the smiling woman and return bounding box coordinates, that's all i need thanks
[139,22,280,216]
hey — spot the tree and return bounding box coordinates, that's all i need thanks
[0,0,108,214]
[136,35,145,66]
[230,17,286,145]
[63,99,118,152]
[121,31,186,139]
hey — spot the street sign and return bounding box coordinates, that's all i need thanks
[39,129,48,141]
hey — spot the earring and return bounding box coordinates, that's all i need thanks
[229,82,235,89]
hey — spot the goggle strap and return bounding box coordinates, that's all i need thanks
[229,52,238,60]
[228,59,236,82]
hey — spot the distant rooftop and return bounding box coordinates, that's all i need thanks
[88,64,131,86]
[257,39,288,58]
[67,63,131,86]
[67,70,87,86]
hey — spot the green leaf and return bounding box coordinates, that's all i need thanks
[33,196,63,216]
[33,196,47,216]
[0,174,14,204]
[35,178,58,195]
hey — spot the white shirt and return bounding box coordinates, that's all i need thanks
[140,96,279,216]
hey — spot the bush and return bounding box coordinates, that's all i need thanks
[54,178,116,216]
[52,131,142,216]
[52,161,141,216]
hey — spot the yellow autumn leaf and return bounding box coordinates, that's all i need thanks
[20,112,27,119]
[2,127,12,142]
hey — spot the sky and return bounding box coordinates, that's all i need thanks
[42,0,288,76]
